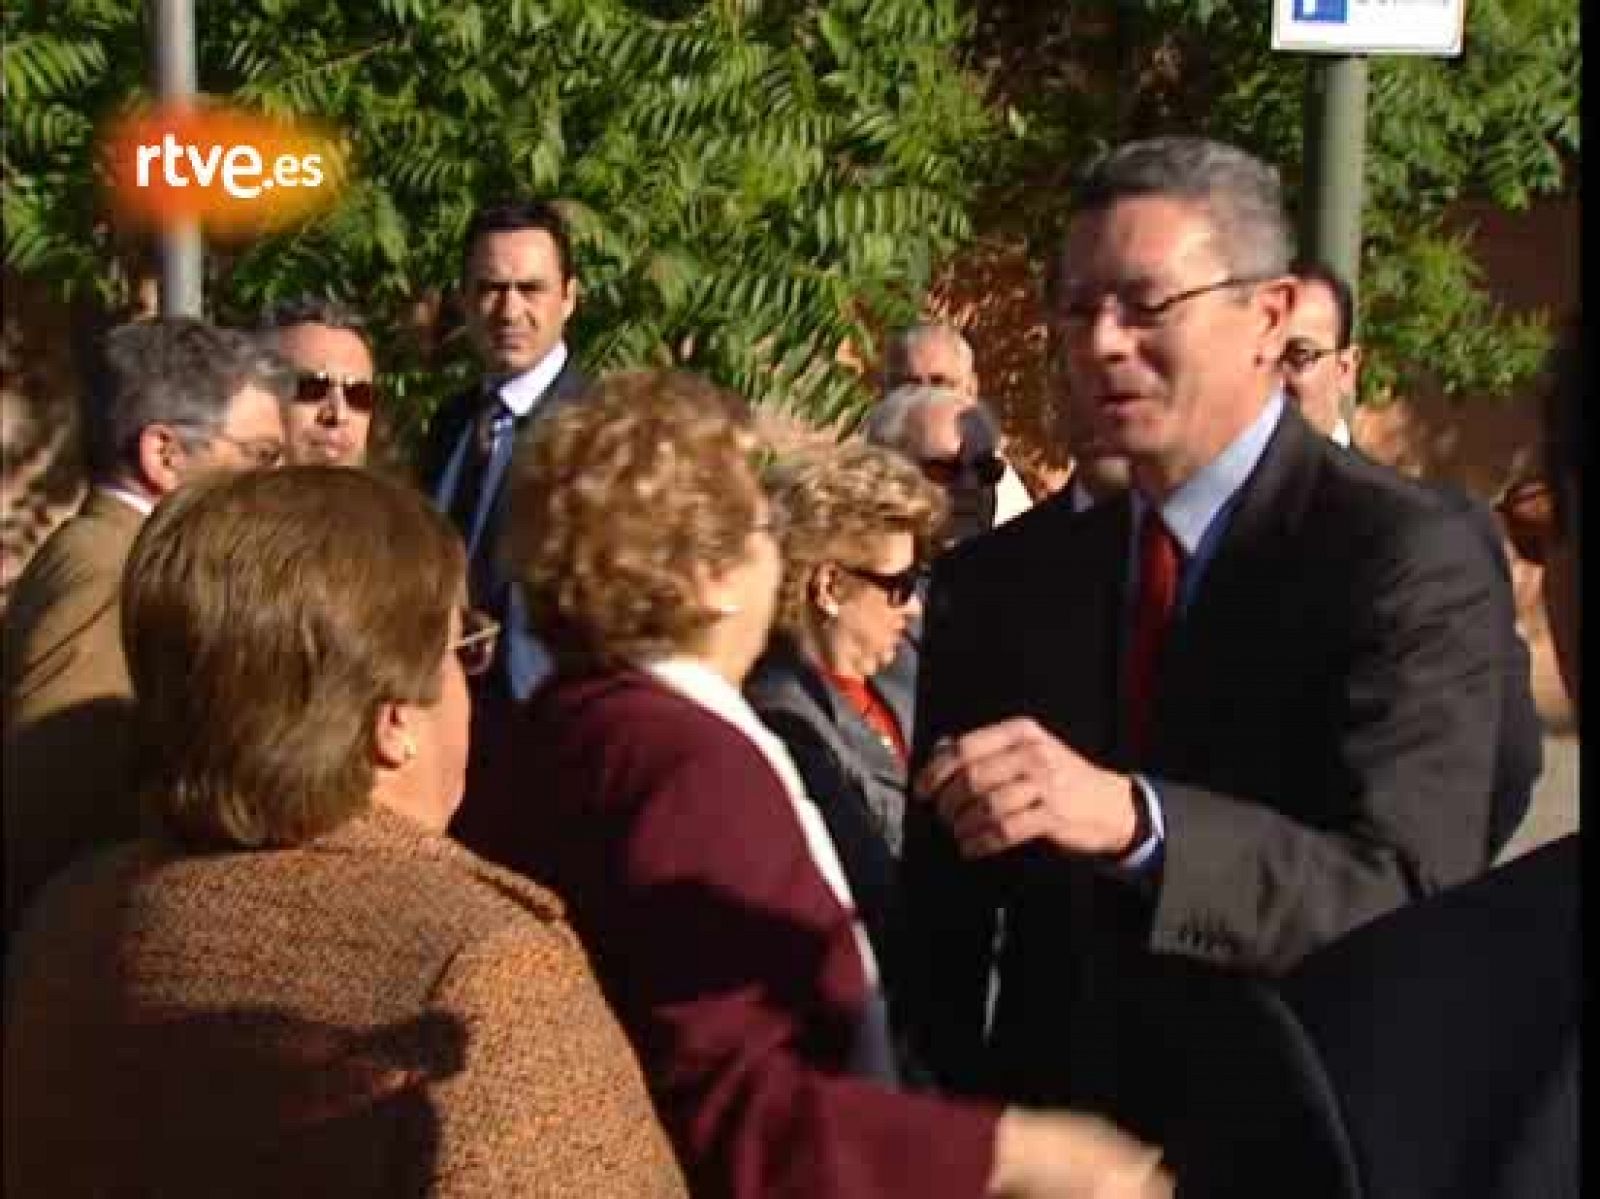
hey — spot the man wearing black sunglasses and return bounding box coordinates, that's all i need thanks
[260,297,379,469]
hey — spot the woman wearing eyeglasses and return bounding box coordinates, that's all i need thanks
[744,441,943,988]
[2,467,685,1198]
[452,371,1171,1199]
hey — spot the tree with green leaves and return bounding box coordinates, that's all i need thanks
[5,0,997,445]
[969,0,1579,407]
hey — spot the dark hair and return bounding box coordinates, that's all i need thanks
[1071,137,1292,281]
[1291,258,1356,348]
[1543,311,1582,541]
[256,295,370,339]
[82,317,295,481]
[461,200,574,281]
[123,466,464,850]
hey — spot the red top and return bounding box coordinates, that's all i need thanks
[825,670,909,765]
[453,670,999,1199]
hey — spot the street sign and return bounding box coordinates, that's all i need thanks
[1272,0,1466,57]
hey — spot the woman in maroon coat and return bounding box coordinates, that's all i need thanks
[452,370,1170,1199]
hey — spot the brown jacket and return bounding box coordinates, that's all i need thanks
[2,489,144,933]
[3,806,687,1198]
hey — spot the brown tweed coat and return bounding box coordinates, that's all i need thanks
[2,806,687,1198]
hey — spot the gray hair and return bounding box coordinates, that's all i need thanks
[1071,136,1293,279]
[860,383,999,453]
[83,317,295,480]
[883,322,975,386]
[256,295,370,341]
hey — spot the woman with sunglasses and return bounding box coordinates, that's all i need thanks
[745,441,943,991]
[3,467,684,1198]
[453,371,1171,1199]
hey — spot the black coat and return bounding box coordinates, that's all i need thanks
[1166,833,1578,1199]
[745,635,913,979]
[900,403,1509,1139]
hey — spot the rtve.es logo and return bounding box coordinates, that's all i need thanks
[103,102,347,239]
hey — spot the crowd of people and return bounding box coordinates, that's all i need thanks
[1,135,1578,1198]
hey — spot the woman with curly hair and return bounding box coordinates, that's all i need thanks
[452,370,1170,1199]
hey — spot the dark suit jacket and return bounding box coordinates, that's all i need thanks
[745,635,913,982]
[4,807,685,1198]
[417,357,587,697]
[451,669,999,1199]
[1168,832,1578,1199]
[901,403,1506,1137]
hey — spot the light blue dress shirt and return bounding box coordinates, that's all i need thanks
[1118,392,1286,875]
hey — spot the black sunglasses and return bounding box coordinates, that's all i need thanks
[293,371,379,413]
[1495,477,1555,567]
[840,563,925,607]
[918,451,1005,490]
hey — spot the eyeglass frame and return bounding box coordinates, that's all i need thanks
[838,563,926,608]
[1495,476,1556,567]
[169,423,286,469]
[1053,273,1279,331]
[453,610,502,677]
[1282,338,1344,374]
[292,370,380,413]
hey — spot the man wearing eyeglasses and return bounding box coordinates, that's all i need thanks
[259,297,380,469]
[1280,260,1362,446]
[4,317,291,939]
[901,138,1508,1142]
[419,200,586,705]
[1286,259,1542,862]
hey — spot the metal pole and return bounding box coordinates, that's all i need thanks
[1301,54,1369,428]
[152,0,203,317]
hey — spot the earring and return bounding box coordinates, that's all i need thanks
[400,735,417,762]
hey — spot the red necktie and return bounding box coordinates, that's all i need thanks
[1124,508,1182,759]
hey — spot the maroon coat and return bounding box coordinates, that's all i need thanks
[453,668,999,1199]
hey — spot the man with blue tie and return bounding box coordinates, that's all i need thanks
[899,137,1507,1144]
[420,200,587,704]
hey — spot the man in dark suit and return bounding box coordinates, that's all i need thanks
[419,200,587,703]
[1169,314,1581,1198]
[900,137,1508,1141]
[1283,259,1543,860]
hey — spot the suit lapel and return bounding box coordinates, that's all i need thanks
[1019,492,1130,763]
[1152,407,1320,763]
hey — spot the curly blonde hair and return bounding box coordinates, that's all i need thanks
[763,440,946,648]
[503,370,762,669]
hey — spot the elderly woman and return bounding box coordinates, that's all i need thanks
[452,371,1170,1199]
[745,442,943,977]
[2,468,684,1198]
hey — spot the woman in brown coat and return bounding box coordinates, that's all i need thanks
[2,467,685,1199]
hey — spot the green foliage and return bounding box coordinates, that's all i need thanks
[974,0,1579,405]
[4,0,995,444]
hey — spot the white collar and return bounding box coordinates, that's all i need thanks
[643,655,881,985]
[491,342,569,418]
[97,485,155,517]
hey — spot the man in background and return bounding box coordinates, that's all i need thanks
[3,318,290,935]
[259,297,379,469]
